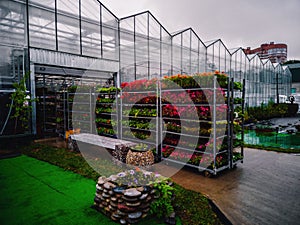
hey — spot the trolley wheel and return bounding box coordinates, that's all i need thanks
[204,170,213,178]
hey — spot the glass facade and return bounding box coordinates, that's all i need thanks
[0,0,293,135]
[119,11,172,82]
[206,39,231,74]
[171,28,206,75]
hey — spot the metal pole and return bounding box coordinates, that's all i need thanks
[134,16,136,80]
[30,64,37,135]
[43,75,46,134]
[79,0,82,55]
[90,88,93,133]
[213,75,217,173]
[276,72,279,104]
[55,0,58,51]
[241,79,245,162]
[100,4,103,58]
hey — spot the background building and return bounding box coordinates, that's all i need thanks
[244,42,287,63]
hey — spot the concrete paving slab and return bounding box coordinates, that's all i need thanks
[171,148,300,225]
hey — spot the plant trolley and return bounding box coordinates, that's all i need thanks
[119,72,244,176]
[67,72,244,176]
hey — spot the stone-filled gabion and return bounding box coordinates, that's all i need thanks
[112,144,136,163]
[126,150,155,167]
[93,176,157,224]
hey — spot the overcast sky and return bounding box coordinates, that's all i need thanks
[100,0,300,60]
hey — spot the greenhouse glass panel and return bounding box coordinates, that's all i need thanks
[135,13,148,36]
[101,6,118,60]
[0,0,26,46]
[230,48,244,83]
[248,55,264,106]
[263,60,275,104]
[230,48,249,101]
[102,38,118,62]
[120,12,171,81]
[161,29,171,76]
[275,64,291,98]
[171,29,206,75]
[182,33,190,74]
[182,31,191,74]
[206,41,217,72]
[81,0,99,21]
[172,34,182,74]
[57,0,80,54]
[28,3,56,50]
[134,13,150,76]
[120,17,135,82]
[149,15,160,38]
[57,0,79,15]
[206,40,230,73]
[190,31,200,73]
[29,0,55,8]
[81,0,101,57]
[136,35,149,79]
[149,38,160,69]
[0,46,25,89]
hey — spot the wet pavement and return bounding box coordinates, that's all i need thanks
[171,148,300,225]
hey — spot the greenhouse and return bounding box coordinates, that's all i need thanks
[0,0,291,140]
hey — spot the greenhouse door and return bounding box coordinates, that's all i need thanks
[34,65,115,137]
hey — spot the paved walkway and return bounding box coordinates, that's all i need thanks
[171,148,300,225]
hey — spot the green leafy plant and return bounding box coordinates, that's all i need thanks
[9,72,35,134]
[97,87,120,93]
[97,127,116,136]
[130,143,151,151]
[150,179,175,218]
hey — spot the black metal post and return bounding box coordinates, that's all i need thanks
[55,0,58,51]
[134,16,136,80]
[100,4,103,58]
[276,72,279,104]
[79,0,82,55]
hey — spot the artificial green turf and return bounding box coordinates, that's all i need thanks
[0,155,172,225]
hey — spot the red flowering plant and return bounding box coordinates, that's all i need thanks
[162,104,180,118]
[216,104,228,120]
[121,79,157,92]
[163,137,180,146]
[199,153,227,169]
[162,145,175,158]
[162,145,204,166]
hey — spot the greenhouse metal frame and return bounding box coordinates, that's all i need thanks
[0,0,292,137]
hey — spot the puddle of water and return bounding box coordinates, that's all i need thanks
[242,130,300,149]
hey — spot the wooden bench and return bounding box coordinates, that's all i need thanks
[69,133,136,162]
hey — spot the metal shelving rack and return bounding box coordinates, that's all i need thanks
[119,75,245,176]
[119,84,159,151]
